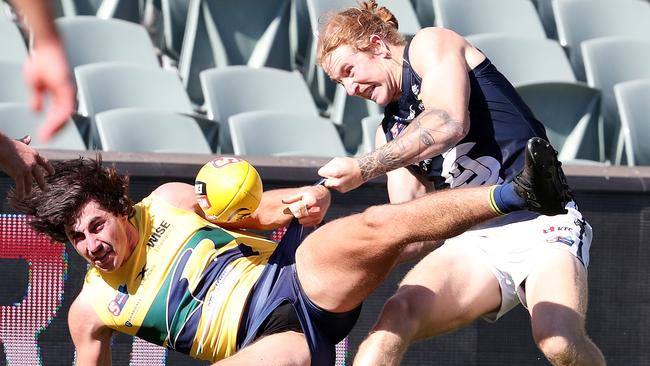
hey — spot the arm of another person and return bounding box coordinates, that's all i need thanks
[319,28,472,192]
[0,133,54,199]
[10,0,75,142]
[376,127,442,263]
[68,290,113,366]
[152,182,331,230]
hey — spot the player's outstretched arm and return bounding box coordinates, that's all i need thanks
[153,183,331,230]
[68,290,113,366]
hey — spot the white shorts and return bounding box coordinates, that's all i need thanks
[444,201,592,321]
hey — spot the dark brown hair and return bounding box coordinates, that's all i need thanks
[8,155,134,242]
[317,0,406,65]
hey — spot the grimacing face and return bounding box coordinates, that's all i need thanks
[65,200,135,272]
[323,44,399,106]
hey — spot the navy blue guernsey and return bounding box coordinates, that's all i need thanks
[383,42,548,189]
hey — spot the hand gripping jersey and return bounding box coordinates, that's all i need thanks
[383,42,549,189]
[83,193,276,362]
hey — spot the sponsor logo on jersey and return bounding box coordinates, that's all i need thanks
[542,226,574,234]
[147,221,171,247]
[441,142,503,187]
[108,284,129,316]
[546,236,575,246]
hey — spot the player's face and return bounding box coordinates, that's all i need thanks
[323,44,399,106]
[65,200,135,272]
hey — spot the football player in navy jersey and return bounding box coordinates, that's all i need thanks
[317,1,604,365]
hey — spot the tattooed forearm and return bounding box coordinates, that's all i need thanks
[356,108,466,182]
[358,142,404,181]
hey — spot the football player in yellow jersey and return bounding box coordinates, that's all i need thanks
[10,139,571,365]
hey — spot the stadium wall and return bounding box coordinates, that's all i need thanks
[1,150,648,366]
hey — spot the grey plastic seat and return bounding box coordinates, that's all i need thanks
[531,0,558,39]
[56,16,160,70]
[75,62,204,147]
[554,0,650,80]
[517,83,602,163]
[377,0,421,37]
[330,84,382,155]
[582,37,650,163]
[178,0,293,105]
[412,0,435,27]
[95,108,211,153]
[0,61,29,104]
[0,16,28,62]
[467,34,576,85]
[55,0,103,16]
[228,111,346,157]
[433,0,546,39]
[358,114,383,155]
[55,0,143,21]
[200,66,320,153]
[0,103,86,150]
[76,63,194,116]
[161,0,190,60]
[467,34,603,163]
[614,79,650,166]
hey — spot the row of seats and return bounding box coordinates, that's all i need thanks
[0,103,346,157]
[1,0,649,164]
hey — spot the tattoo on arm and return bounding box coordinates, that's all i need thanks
[357,108,465,182]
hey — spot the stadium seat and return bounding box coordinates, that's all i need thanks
[160,0,190,60]
[614,79,650,166]
[330,84,382,155]
[54,0,103,17]
[467,34,576,85]
[0,15,27,62]
[433,0,546,39]
[228,110,346,157]
[0,61,28,104]
[358,114,383,155]
[178,0,293,105]
[531,0,558,39]
[200,66,320,153]
[75,62,217,149]
[553,0,650,80]
[411,0,435,27]
[582,37,650,163]
[0,103,86,150]
[56,16,160,70]
[517,83,602,164]
[94,108,211,153]
[378,0,421,37]
[467,34,603,163]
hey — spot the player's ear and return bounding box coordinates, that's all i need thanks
[369,34,390,57]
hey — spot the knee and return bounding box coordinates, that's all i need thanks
[375,293,422,340]
[358,205,395,244]
[534,329,584,365]
[360,205,391,230]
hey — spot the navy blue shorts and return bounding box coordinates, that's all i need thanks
[237,221,362,365]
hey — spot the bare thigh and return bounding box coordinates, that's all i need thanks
[392,243,503,339]
[215,331,310,366]
[525,246,589,338]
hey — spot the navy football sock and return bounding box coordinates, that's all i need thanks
[488,183,527,215]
